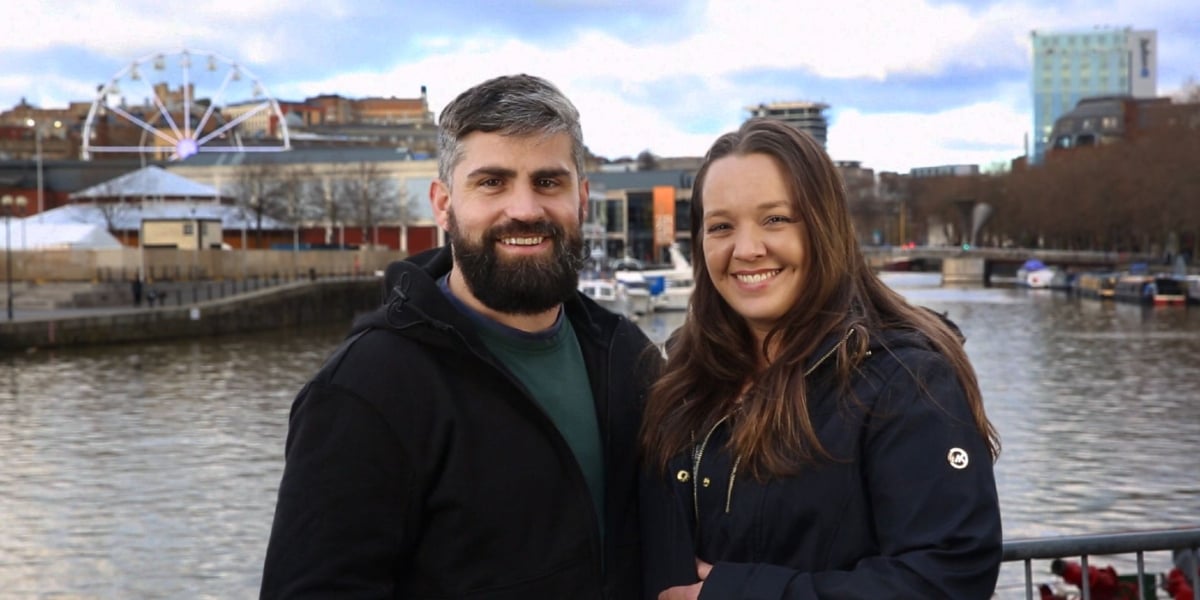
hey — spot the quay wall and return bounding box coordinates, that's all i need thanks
[942,257,988,285]
[0,278,385,353]
[0,248,402,283]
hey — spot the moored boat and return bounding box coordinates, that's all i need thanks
[613,244,694,312]
[1112,274,1187,305]
[1016,259,1067,289]
[1073,272,1119,300]
[578,277,651,317]
[1185,275,1200,305]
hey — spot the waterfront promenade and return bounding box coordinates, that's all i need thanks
[0,276,383,352]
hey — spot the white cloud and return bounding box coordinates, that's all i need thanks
[828,101,1029,173]
[3,0,1198,172]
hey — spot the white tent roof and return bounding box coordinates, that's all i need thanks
[69,165,220,200]
[33,201,291,231]
[0,221,123,250]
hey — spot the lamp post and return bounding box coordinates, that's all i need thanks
[3,194,28,320]
[25,118,62,219]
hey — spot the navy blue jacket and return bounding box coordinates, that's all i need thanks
[262,247,660,599]
[641,327,1001,599]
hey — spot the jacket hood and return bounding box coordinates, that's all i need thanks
[802,307,963,377]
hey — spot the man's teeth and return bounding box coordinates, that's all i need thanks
[736,271,779,284]
[502,237,544,246]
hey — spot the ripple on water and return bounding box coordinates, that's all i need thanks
[3,292,1199,597]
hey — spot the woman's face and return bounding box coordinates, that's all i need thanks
[700,153,807,345]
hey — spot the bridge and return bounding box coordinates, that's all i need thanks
[861,246,1161,285]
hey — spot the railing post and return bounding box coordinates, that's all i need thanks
[1136,551,1145,600]
[1081,554,1090,600]
[1024,559,1033,600]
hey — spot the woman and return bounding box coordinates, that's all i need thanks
[641,119,1002,600]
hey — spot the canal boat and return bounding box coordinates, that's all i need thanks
[1186,274,1200,305]
[1112,274,1188,305]
[1073,272,1119,300]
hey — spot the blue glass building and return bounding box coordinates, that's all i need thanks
[1030,28,1157,163]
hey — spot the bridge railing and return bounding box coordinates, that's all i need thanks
[1002,527,1200,599]
[861,245,1158,263]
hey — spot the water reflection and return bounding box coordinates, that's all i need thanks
[0,326,347,598]
[1,277,1198,598]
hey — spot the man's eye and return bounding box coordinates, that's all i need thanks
[480,178,502,187]
[536,178,560,188]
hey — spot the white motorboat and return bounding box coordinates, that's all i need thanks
[1017,259,1066,289]
[578,277,651,317]
[615,245,694,312]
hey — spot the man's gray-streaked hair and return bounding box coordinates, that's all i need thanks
[436,74,586,184]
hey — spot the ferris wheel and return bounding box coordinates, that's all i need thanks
[82,49,291,161]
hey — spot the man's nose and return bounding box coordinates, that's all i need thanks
[505,183,547,222]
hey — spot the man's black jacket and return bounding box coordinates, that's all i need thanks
[261,247,660,599]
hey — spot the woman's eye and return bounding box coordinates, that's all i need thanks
[766,215,793,225]
[706,223,730,234]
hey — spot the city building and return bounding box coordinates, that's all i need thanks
[909,164,980,178]
[745,101,830,148]
[1046,94,1200,158]
[1030,27,1157,163]
[586,169,695,265]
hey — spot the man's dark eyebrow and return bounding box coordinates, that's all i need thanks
[466,166,518,180]
[531,167,572,180]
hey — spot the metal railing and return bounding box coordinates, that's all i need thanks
[1003,527,1200,599]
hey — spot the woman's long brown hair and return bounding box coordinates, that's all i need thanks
[640,119,1000,479]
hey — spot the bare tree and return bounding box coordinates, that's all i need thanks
[636,150,659,171]
[228,160,291,248]
[73,178,136,244]
[329,161,398,248]
[1174,76,1200,103]
[277,165,323,250]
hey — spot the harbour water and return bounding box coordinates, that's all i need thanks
[2,272,1198,598]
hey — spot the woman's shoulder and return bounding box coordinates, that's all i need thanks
[862,329,953,382]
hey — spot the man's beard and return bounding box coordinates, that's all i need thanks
[448,210,585,315]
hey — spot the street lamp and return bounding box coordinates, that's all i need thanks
[3,194,28,320]
[25,118,63,219]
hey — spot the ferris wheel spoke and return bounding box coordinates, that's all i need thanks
[109,104,181,146]
[193,69,239,138]
[86,146,170,153]
[130,73,186,141]
[181,51,192,139]
[195,101,270,146]
[198,145,285,152]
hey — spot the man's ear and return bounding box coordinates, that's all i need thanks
[579,177,589,217]
[431,179,451,231]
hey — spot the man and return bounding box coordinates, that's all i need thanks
[261,74,659,599]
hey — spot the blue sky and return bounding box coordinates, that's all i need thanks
[2,0,1197,173]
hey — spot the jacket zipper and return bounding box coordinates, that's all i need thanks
[690,328,865,516]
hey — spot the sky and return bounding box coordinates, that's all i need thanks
[1,0,1197,174]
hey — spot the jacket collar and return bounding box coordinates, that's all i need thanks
[355,246,622,345]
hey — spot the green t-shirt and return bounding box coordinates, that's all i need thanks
[438,277,605,532]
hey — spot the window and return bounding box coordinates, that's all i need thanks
[183,223,194,235]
